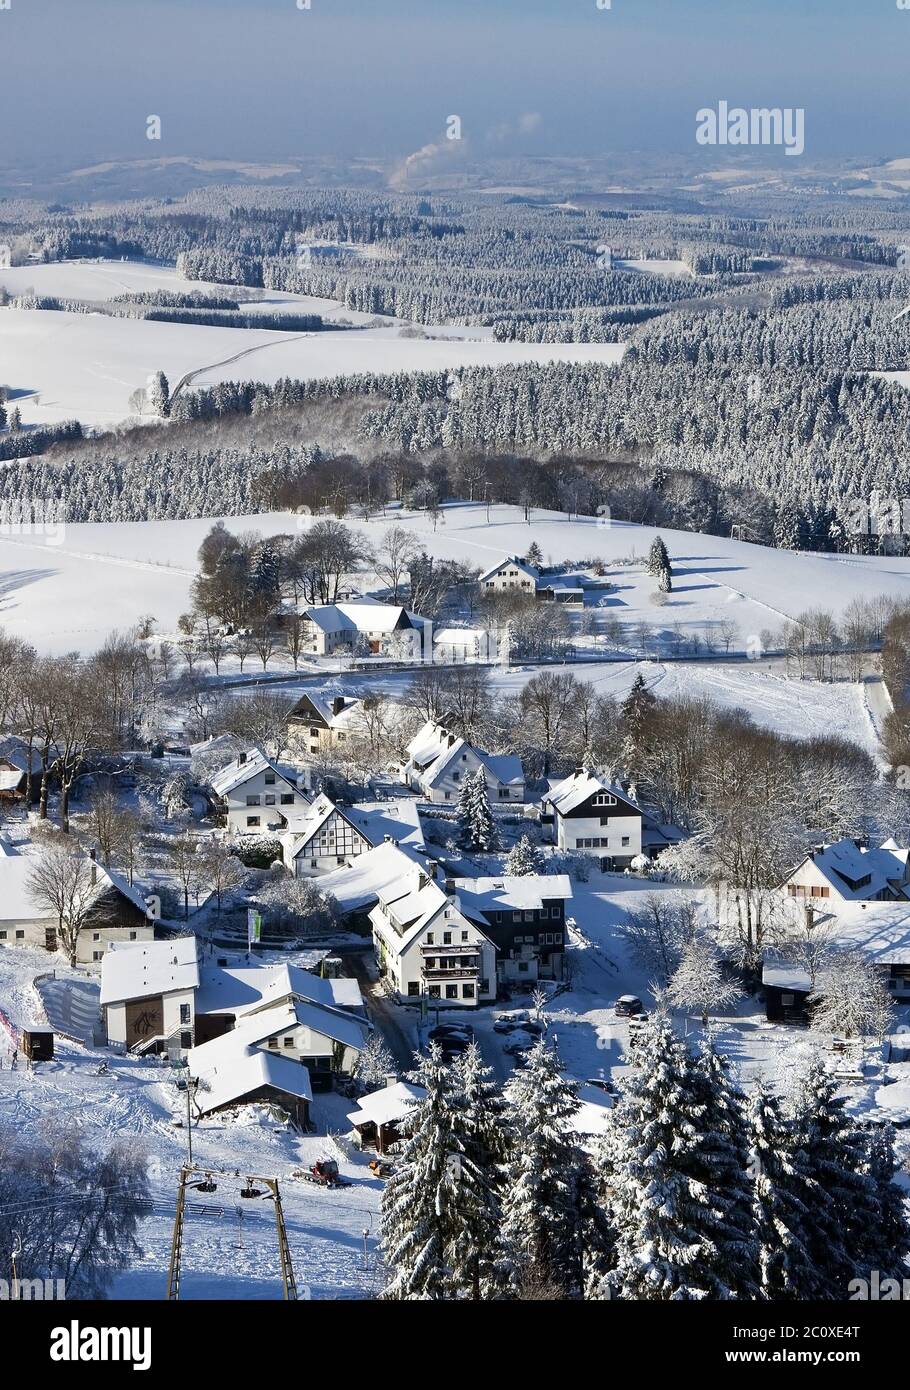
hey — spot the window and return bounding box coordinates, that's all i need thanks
[15,930,24,940]
[781,993,795,1007]
[281,793,294,805]
[544,933,554,945]
[461,931,468,942]
[180,1032,192,1049]
[452,771,459,782]
[129,931,137,941]
[518,961,529,972]
[555,933,563,945]
[310,727,320,737]
[444,792,451,801]
[495,912,502,923]
[426,933,434,944]
[265,795,276,806]
[180,1004,191,1025]
[265,773,275,785]
[0,931,6,940]
[246,794,260,806]
[408,982,420,996]
[523,911,534,922]
[93,951,103,962]
[462,983,475,999]
[593,792,617,807]
[429,985,441,999]
[512,911,521,923]
[269,1038,279,1048]
[247,815,260,827]
[621,836,630,848]
[443,932,452,945]
[311,859,317,869]
[284,1037,294,1048]
[93,933,100,941]
[446,985,458,999]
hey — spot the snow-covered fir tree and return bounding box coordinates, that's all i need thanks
[457,767,500,852]
[505,834,541,876]
[647,535,670,578]
[602,1012,756,1299]
[747,1081,822,1300]
[447,1042,508,1298]
[147,370,170,418]
[857,1123,910,1285]
[498,1039,585,1298]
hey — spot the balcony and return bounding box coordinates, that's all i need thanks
[421,965,481,981]
[420,942,480,955]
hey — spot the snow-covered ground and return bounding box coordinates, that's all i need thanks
[3,503,907,669]
[0,259,625,429]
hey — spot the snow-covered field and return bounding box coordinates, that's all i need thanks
[0,259,626,429]
[3,503,907,664]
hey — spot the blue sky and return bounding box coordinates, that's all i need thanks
[1,0,909,167]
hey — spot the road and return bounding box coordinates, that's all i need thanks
[342,952,419,1073]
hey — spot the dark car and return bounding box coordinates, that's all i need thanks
[615,995,644,1018]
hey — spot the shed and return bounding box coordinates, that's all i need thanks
[22,1026,54,1061]
[348,1080,425,1155]
[762,962,812,1025]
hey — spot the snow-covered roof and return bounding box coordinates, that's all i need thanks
[786,839,910,901]
[405,720,523,790]
[543,770,635,817]
[762,962,813,992]
[0,843,152,924]
[318,841,430,914]
[288,692,362,729]
[191,1044,313,1115]
[0,737,41,776]
[195,960,365,1018]
[347,1081,425,1130]
[304,600,425,634]
[825,901,910,965]
[101,937,199,1006]
[453,874,573,916]
[478,556,539,584]
[283,794,424,858]
[210,747,303,799]
[0,770,23,792]
[433,626,487,646]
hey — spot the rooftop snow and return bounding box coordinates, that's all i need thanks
[100,936,199,1006]
[347,1081,425,1130]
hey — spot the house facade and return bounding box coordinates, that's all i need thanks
[281,794,424,876]
[211,748,311,836]
[478,557,539,594]
[780,839,910,906]
[452,873,573,986]
[403,720,525,804]
[370,862,497,1007]
[101,937,200,1053]
[300,601,429,657]
[541,770,643,870]
[286,693,363,758]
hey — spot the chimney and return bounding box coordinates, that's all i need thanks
[426,859,439,880]
[89,846,97,887]
[448,734,456,747]
[238,751,247,765]
[384,834,393,843]
[444,877,456,896]
[384,1073,398,1088]
[332,697,345,716]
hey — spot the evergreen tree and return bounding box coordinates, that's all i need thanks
[147,370,170,418]
[448,1043,508,1298]
[647,535,670,578]
[747,1082,822,1300]
[525,541,543,568]
[787,1056,883,1298]
[619,672,656,775]
[379,1046,460,1300]
[603,1013,756,1299]
[8,406,21,432]
[498,1039,584,1297]
[856,1122,910,1285]
[505,834,541,876]
[457,767,500,852]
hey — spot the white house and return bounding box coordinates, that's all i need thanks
[317,841,432,929]
[101,936,200,1052]
[780,838,910,906]
[281,794,424,876]
[403,720,525,804]
[478,556,539,594]
[300,600,429,657]
[0,838,155,963]
[541,770,643,870]
[211,747,311,836]
[286,692,365,757]
[370,860,497,1007]
[432,626,493,663]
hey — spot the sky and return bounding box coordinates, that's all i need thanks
[1,0,909,171]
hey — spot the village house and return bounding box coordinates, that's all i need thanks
[300,599,429,657]
[780,838,910,906]
[403,720,525,804]
[211,747,311,836]
[478,556,539,594]
[0,839,154,963]
[101,936,200,1052]
[541,769,643,870]
[286,692,364,757]
[370,859,498,1007]
[0,737,41,805]
[317,840,432,932]
[432,626,494,663]
[451,872,573,986]
[281,794,424,876]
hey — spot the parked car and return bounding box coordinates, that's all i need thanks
[503,1032,536,1058]
[429,1024,474,1045]
[615,995,644,1018]
[585,1077,617,1095]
